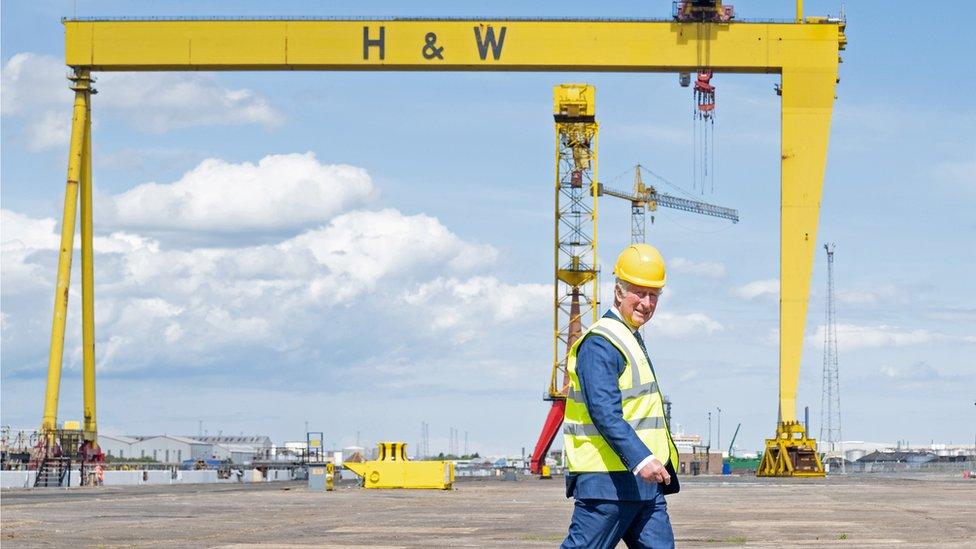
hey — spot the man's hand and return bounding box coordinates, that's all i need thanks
[637,458,671,485]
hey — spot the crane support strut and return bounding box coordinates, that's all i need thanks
[48,17,844,478]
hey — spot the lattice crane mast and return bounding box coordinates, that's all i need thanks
[530,84,600,475]
[599,164,739,245]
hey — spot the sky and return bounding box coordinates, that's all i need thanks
[2,1,974,457]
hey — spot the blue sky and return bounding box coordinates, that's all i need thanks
[2,1,974,456]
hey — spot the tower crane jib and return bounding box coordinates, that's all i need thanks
[598,164,739,245]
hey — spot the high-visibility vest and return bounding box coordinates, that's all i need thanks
[563,317,679,473]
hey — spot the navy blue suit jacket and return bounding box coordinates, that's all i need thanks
[565,310,661,501]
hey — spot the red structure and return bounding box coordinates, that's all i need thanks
[530,289,584,474]
[694,70,716,118]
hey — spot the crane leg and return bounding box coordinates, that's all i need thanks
[759,68,836,477]
[80,84,102,465]
[40,70,92,445]
[530,399,566,474]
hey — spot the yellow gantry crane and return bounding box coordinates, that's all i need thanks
[31,70,101,482]
[42,2,844,478]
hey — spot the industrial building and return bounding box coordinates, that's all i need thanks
[194,436,273,463]
[97,434,138,459]
[97,434,270,465]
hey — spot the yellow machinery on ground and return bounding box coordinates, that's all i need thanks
[758,421,825,477]
[344,442,454,490]
[43,2,844,479]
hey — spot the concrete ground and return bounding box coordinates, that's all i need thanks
[2,474,974,547]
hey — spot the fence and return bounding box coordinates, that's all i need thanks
[848,461,976,474]
[1,467,299,489]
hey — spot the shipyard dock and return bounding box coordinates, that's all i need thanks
[3,475,974,547]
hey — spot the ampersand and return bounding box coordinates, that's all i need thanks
[422,32,444,60]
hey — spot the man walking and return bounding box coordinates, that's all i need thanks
[561,244,680,549]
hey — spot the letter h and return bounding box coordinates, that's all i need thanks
[363,26,385,60]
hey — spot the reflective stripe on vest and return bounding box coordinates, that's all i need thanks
[566,381,658,403]
[563,316,679,473]
[563,416,666,437]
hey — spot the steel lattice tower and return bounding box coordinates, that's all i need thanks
[819,243,844,472]
[549,84,600,398]
[529,84,599,474]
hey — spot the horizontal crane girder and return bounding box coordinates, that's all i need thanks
[64,19,843,74]
[653,193,738,222]
[598,184,739,222]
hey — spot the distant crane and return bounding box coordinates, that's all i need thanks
[598,164,739,245]
[727,422,742,456]
[725,422,742,473]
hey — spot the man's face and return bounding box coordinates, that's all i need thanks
[616,282,662,329]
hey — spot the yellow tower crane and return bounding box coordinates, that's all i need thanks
[599,164,739,245]
[530,150,739,473]
[530,84,600,474]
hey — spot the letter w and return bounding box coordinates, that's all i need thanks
[474,26,507,60]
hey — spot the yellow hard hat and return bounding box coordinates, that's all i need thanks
[613,244,666,288]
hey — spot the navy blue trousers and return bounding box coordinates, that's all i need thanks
[561,495,674,549]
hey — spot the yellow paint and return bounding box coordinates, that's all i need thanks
[64,20,842,73]
[344,442,454,489]
[81,91,97,441]
[49,17,846,476]
[41,70,91,436]
[779,69,836,425]
[551,84,599,398]
[757,421,825,477]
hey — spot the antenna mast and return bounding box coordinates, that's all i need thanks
[819,243,844,472]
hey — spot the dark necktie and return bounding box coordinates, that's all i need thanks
[634,330,649,356]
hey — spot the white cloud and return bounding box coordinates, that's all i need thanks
[807,323,937,351]
[1,209,60,250]
[25,110,71,151]
[647,312,723,339]
[1,52,282,150]
[1,209,160,294]
[291,209,498,304]
[732,278,778,300]
[95,72,281,133]
[670,257,725,278]
[0,53,67,117]
[0,209,60,292]
[107,152,376,233]
[400,276,549,343]
[1,190,501,371]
